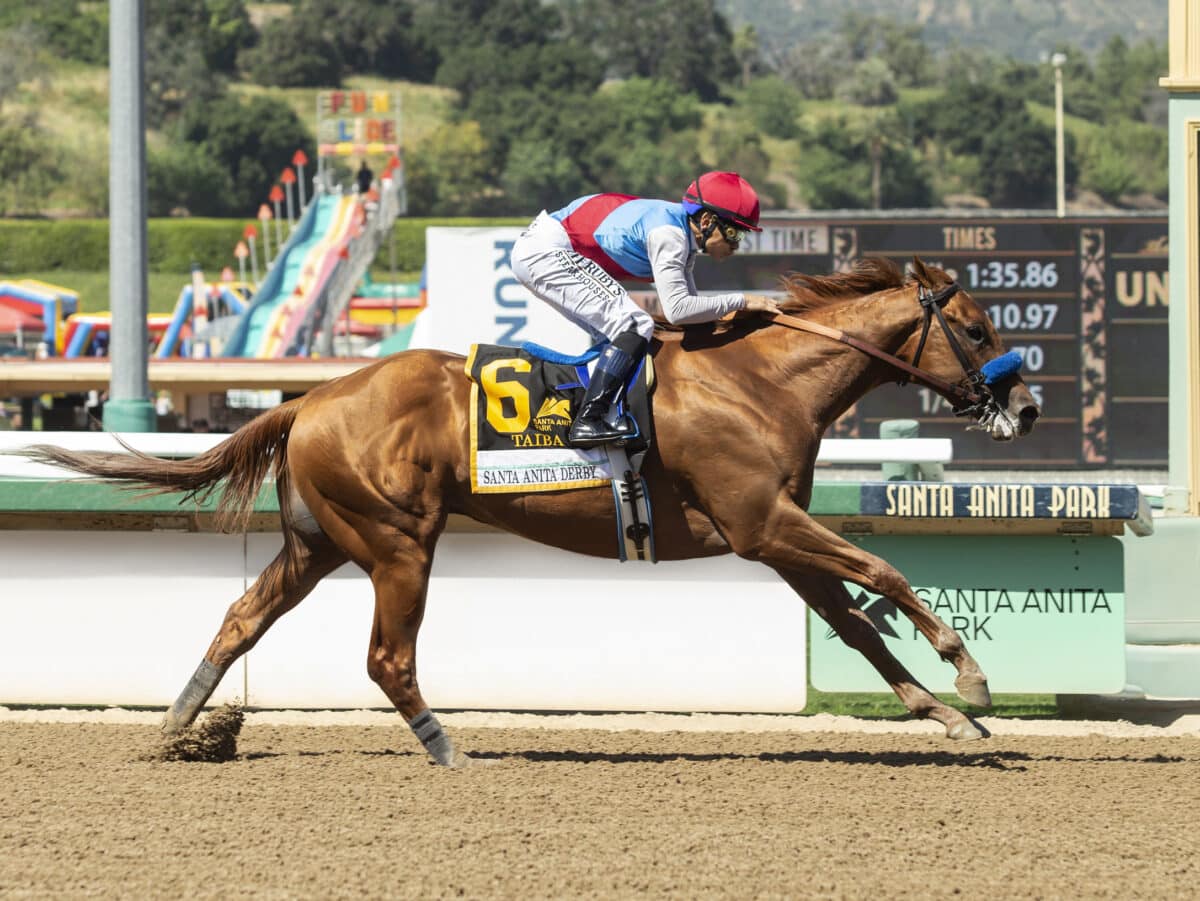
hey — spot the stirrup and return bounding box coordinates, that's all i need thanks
[568,415,634,448]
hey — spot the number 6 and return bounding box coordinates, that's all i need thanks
[480,358,532,433]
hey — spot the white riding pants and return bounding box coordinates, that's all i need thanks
[510,212,655,343]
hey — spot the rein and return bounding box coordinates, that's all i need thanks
[767,281,992,414]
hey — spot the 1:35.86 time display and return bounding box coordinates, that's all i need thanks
[964,260,1059,289]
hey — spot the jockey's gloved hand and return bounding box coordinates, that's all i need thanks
[743,295,782,316]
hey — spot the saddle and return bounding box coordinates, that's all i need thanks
[465,341,657,561]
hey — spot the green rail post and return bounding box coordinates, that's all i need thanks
[880,419,920,482]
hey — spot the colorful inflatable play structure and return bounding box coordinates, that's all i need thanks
[153,280,249,359]
[3,148,426,361]
[61,312,180,358]
[0,280,79,354]
[0,279,213,359]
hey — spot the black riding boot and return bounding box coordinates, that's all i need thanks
[569,331,647,448]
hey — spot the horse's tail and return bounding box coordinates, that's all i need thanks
[20,399,302,533]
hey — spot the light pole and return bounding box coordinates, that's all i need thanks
[1052,52,1067,218]
[105,0,156,432]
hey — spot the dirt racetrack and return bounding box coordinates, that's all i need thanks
[2,713,1199,899]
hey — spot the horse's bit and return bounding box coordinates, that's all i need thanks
[768,282,1022,422]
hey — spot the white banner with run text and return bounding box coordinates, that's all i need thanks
[418,227,594,355]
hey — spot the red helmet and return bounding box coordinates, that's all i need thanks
[682,171,762,232]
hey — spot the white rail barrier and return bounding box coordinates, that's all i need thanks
[0,433,946,710]
[0,530,808,712]
[0,432,953,479]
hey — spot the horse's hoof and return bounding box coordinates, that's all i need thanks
[954,674,993,708]
[946,719,984,742]
[447,752,497,769]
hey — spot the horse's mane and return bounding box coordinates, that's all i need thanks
[778,257,907,314]
[652,256,949,342]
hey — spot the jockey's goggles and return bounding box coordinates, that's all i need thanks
[717,218,747,246]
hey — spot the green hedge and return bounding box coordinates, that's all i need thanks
[0,216,525,276]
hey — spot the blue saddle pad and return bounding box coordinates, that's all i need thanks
[520,341,604,366]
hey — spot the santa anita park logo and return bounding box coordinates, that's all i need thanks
[811,534,1127,694]
[533,396,572,433]
[831,584,1115,644]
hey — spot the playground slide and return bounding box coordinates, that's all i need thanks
[154,283,248,359]
[222,193,353,358]
[257,195,362,357]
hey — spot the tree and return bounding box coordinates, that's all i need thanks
[796,117,932,210]
[738,77,803,140]
[563,0,738,102]
[912,82,1022,157]
[416,0,594,103]
[0,24,40,110]
[1094,36,1168,124]
[501,139,589,213]
[0,113,61,216]
[1079,122,1166,202]
[146,0,256,74]
[595,78,703,142]
[147,141,235,216]
[777,38,845,100]
[1053,47,1107,124]
[837,58,898,107]
[239,9,344,87]
[977,115,1058,208]
[405,121,494,215]
[878,20,934,88]
[1078,140,1136,204]
[267,0,437,82]
[907,80,1063,208]
[576,79,704,200]
[830,14,932,88]
[144,26,226,129]
[416,0,554,64]
[177,95,315,214]
[732,25,760,88]
[1,1,107,65]
[937,45,1001,86]
[706,120,785,208]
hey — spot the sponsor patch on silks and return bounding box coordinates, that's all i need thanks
[465,343,614,494]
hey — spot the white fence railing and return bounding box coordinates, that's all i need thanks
[0,432,952,479]
[0,431,946,709]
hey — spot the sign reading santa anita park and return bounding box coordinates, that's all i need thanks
[810,535,1126,694]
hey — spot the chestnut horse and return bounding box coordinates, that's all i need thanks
[26,258,1038,766]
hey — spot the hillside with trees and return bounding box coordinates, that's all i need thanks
[717,0,1166,62]
[0,0,1169,221]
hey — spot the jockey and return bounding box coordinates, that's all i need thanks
[510,171,782,448]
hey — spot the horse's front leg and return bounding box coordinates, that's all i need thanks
[720,493,991,708]
[777,568,984,741]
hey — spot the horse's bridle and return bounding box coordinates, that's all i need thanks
[767,281,1000,420]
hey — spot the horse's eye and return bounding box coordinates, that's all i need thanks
[965,324,986,342]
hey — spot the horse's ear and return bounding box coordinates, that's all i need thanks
[909,256,934,289]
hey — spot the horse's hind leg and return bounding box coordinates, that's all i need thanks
[162,533,346,733]
[778,569,984,741]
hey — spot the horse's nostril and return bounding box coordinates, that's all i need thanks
[1019,404,1040,424]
